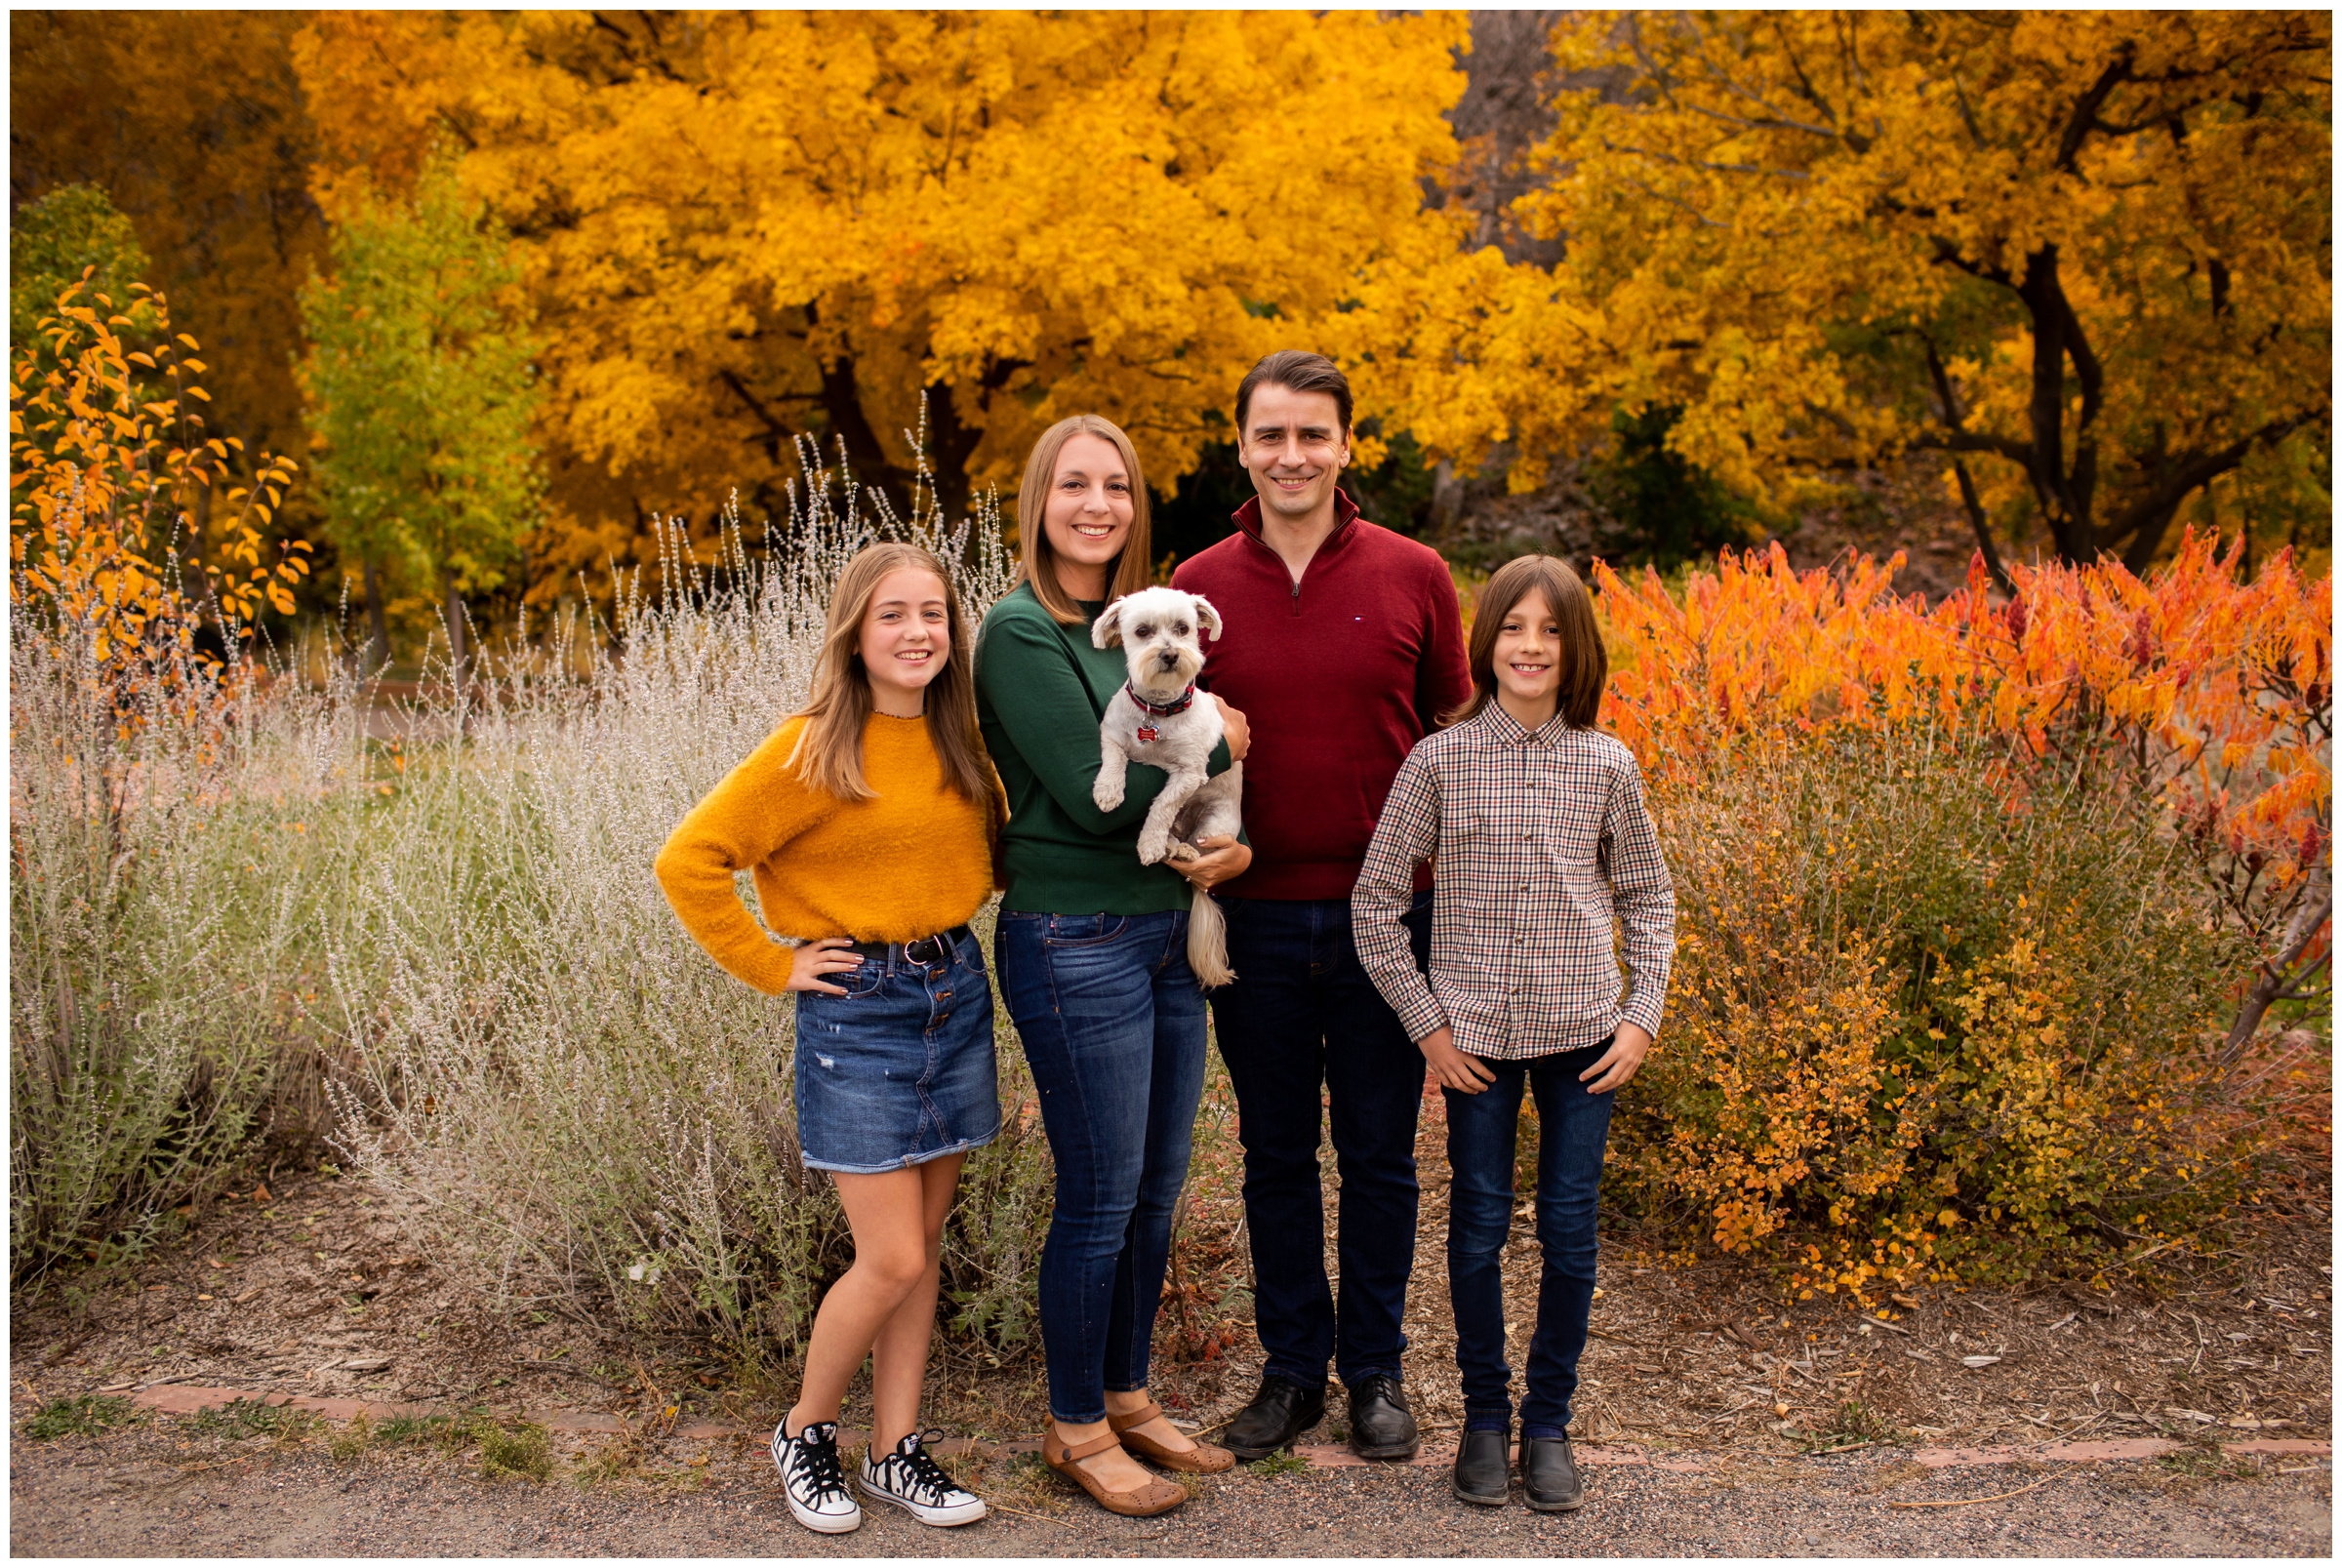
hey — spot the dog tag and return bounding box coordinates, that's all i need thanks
[1137,724,1159,744]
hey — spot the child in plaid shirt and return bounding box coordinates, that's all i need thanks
[1353,554,1676,1514]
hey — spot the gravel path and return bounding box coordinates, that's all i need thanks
[9,1426,2329,1557]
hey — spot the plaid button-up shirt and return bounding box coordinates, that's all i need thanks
[1353,703,1675,1062]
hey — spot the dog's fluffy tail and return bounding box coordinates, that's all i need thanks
[1188,887,1235,989]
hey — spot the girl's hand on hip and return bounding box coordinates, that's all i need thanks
[1212,695,1251,762]
[788,936,865,995]
[1179,833,1251,891]
[1419,1025,1496,1094]
[1581,1023,1653,1094]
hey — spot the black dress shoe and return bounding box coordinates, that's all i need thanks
[1451,1425,1511,1506]
[1523,1434,1584,1511]
[1345,1372,1420,1460]
[1222,1376,1326,1461]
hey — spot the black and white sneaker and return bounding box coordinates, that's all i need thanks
[859,1429,988,1527]
[771,1417,863,1534]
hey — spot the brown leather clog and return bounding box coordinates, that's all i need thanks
[1109,1400,1236,1474]
[1041,1426,1190,1517]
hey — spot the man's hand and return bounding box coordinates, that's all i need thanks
[1178,833,1251,891]
[787,936,864,995]
[1419,1025,1497,1095]
[1580,1022,1653,1095]
[1212,695,1251,762]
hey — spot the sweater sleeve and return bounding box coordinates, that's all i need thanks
[654,722,825,995]
[977,609,1229,837]
[1600,749,1676,1039]
[1414,557,1474,735]
[1352,746,1447,1043]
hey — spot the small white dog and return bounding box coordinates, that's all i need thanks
[1091,585,1243,987]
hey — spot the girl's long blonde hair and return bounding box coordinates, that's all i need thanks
[789,543,1002,824]
[1014,414,1156,625]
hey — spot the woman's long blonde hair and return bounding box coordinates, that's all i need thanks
[1015,414,1156,625]
[789,543,1002,823]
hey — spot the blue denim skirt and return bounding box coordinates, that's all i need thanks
[791,929,1000,1175]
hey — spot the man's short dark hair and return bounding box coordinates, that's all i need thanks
[1234,349,1353,438]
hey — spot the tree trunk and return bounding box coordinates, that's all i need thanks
[361,555,391,675]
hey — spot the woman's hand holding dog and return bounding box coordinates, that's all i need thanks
[787,936,866,995]
[1177,833,1252,891]
[1417,1025,1498,1094]
[1212,695,1250,761]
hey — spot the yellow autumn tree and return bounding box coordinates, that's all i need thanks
[290,10,1471,599]
[1346,10,2331,581]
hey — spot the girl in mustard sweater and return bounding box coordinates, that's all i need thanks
[656,542,1004,1537]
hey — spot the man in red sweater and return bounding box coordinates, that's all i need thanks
[1172,351,1472,1462]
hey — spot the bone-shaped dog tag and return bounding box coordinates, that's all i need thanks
[1137,724,1159,744]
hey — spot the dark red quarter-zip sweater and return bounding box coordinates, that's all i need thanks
[1171,489,1472,902]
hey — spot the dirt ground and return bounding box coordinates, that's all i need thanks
[10,1088,2332,1558]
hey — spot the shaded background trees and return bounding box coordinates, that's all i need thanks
[11,9,2330,645]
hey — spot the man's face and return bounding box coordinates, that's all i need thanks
[1236,382,1350,524]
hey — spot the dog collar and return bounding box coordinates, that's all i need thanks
[1124,682,1198,718]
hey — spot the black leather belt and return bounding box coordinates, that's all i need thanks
[843,924,974,969]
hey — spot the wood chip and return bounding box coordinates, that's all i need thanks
[1865,1315,1910,1335]
[231,1287,264,1306]
[1960,1354,2002,1368]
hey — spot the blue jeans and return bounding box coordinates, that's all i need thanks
[1211,892,1432,1391]
[995,910,1208,1425]
[1443,1037,1614,1435]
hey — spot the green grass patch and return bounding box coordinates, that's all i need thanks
[22,1394,140,1440]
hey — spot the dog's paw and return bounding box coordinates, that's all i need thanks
[1164,839,1199,864]
[1092,778,1126,812]
[1136,830,1169,865]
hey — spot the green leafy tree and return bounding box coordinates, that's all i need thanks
[11,184,152,356]
[299,152,542,676]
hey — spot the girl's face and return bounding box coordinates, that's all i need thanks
[1490,586,1564,719]
[858,567,951,715]
[1042,432,1134,594]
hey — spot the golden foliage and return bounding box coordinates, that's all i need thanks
[1351,12,2331,574]
[289,10,1471,597]
[10,273,308,694]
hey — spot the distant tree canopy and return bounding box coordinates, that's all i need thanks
[10,184,152,357]
[290,9,1471,598]
[1349,10,2333,580]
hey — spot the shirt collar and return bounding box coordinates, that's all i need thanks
[1477,700,1572,748]
[1230,486,1362,550]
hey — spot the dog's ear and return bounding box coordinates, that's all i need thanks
[1091,596,1127,649]
[1191,595,1223,643]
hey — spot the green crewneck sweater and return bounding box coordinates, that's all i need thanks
[975,581,1235,915]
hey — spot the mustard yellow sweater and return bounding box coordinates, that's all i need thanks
[655,712,996,994]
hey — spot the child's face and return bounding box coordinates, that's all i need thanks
[859,567,951,708]
[1490,587,1563,716]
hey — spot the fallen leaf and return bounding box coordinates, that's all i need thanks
[1890,1293,1921,1309]
[1961,1355,2001,1369]
[207,1258,227,1270]
[196,1294,214,1302]
[251,1183,273,1203]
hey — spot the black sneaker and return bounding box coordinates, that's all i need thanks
[1523,1434,1584,1511]
[1222,1375,1326,1460]
[770,1417,862,1534]
[1345,1372,1420,1460]
[1452,1424,1512,1506]
[860,1429,987,1527]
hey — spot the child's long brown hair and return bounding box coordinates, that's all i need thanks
[789,543,1002,823]
[1445,554,1608,729]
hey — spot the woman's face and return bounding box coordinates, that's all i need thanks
[1042,432,1134,595]
[857,566,951,714]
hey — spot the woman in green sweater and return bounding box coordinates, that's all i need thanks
[975,415,1250,1516]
